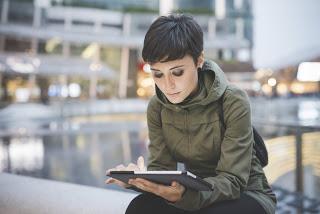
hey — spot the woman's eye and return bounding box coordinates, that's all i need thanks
[153,72,163,78]
[172,70,184,77]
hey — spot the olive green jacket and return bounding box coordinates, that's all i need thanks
[146,60,276,213]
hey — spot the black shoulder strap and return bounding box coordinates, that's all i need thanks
[252,127,268,167]
[217,93,226,130]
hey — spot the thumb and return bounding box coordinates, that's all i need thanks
[137,156,146,171]
[171,181,178,187]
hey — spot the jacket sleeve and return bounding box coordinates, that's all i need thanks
[172,87,254,211]
[147,97,177,171]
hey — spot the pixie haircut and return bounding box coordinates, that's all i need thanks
[142,14,203,65]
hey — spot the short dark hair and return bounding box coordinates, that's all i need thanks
[142,14,203,65]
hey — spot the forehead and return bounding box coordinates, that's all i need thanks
[150,55,194,69]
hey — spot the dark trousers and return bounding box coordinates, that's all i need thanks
[126,193,267,214]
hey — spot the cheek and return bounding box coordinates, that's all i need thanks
[154,79,165,90]
[181,73,197,89]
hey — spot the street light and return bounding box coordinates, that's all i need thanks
[267,78,277,87]
[297,62,320,82]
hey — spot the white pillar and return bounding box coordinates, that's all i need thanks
[89,69,98,100]
[62,42,70,57]
[159,0,173,16]
[1,0,9,24]
[234,0,243,10]
[122,14,131,36]
[61,40,70,100]
[33,0,51,27]
[89,46,100,100]
[31,38,39,55]
[118,14,131,99]
[94,20,102,33]
[30,0,41,82]
[236,18,245,39]
[121,131,132,164]
[34,0,51,8]
[33,6,41,28]
[208,17,216,39]
[215,0,226,19]
[28,74,36,101]
[119,47,129,98]
[30,1,40,99]
[64,13,72,31]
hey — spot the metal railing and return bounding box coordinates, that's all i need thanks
[253,121,320,213]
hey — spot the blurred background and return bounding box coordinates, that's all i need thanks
[0,0,319,213]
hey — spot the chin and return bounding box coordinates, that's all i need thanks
[167,97,184,104]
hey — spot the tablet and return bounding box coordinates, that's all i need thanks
[107,171,213,191]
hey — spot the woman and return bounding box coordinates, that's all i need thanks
[106,14,276,214]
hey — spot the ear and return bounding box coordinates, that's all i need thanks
[197,51,204,69]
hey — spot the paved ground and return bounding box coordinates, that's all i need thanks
[273,185,320,213]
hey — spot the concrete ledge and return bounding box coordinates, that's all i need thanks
[0,173,138,214]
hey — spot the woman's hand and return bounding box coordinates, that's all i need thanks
[128,178,186,203]
[105,156,146,188]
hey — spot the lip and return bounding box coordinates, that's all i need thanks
[167,92,181,96]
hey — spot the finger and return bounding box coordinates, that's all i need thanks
[127,163,139,171]
[132,179,180,202]
[171,181,184,192]
[129,180,143,189]
[115,164,126,170]
[135,178,175,191]
[171,181,185,198]
[106,178,123,185]
[137,156,146,171]
[114,180,131,188]
[130,179,157,193]
[171,181,182,187]
[105,178,114,184]
[133,178,161,193]
[106,178,131,188]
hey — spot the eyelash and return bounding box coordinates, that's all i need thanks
[172,70,184,77]
[153,70,184,78]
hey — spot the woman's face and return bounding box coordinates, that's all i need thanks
[150,54,203,104]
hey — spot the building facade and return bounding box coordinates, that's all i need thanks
[0,0,253,104]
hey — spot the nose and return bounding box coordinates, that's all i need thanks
[164,74,175,89]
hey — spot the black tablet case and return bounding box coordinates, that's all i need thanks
[108,171,213,191]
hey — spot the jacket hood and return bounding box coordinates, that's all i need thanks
[155,60,228,111]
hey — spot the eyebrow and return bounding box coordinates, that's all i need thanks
[150,65,184,72]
